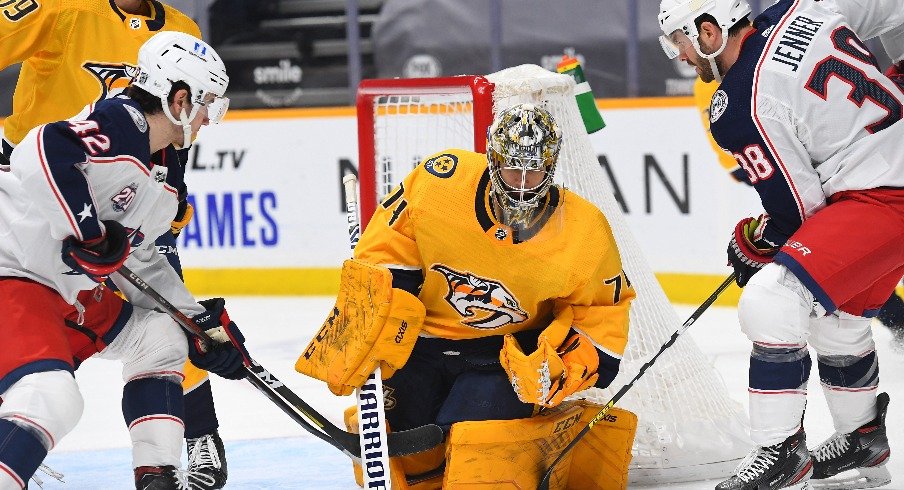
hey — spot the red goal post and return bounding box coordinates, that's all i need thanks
[356,76,494,227]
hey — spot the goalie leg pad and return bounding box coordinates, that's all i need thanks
[344,406,445,490]
[567,401,638,490]
[443,401,586,489]
[296,259,425,396]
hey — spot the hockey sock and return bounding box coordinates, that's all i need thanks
[0,418,47,488]
[183,379,220,438]
[748,344,811,446]
[123,377,185,467]
[818,351,879,432]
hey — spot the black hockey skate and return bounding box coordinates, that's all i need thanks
[716,428,813,490]
[809,392,891,489]
[134,465,188,490]
[186,430,227,489]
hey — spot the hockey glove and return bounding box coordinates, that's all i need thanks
[546,333,600,407]
[500,333,566,407]
[727,214,779,287]
[187,298,251,380]
[61,220,130,283]
[170,200,194,238]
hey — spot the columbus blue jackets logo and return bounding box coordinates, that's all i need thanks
[431,264,527,329]
[83,62,138,102]
[710,90,729,123]
[424,154,457,178]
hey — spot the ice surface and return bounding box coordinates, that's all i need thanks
[39,298,904,488]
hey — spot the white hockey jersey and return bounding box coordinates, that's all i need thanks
[710,0,904,245]
[0,96,203,316]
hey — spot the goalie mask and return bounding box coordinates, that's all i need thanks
[132,31,230,148]
[487,103,562,228]
[658,0,750,82]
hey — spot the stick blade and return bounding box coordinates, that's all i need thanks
[387,424,445,456]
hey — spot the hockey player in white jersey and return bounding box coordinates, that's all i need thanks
[0,32,250,490]
[659,0,904,488]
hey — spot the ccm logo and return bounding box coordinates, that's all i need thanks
[553,413,582,434]
[303,307,339,359]
[394,321,408,344]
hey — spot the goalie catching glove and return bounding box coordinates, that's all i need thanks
[500,310,600,407]
[188,297,251,380]
[295,259,426,396]
[727,214,780,287]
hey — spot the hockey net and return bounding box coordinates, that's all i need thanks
[356,65,751,484]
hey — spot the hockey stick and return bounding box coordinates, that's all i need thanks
[344,174,393,488]
[537,272,737,490]
[115,265,443,459]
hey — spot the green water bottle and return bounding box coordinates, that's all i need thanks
[556,52,606,134]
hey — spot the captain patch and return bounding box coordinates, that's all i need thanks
[424,153,458,178]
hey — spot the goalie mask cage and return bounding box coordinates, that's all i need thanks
[356,65,751,484]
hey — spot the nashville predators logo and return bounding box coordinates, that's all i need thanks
[431,264,527,329]
[83,62,139,102]
[424,153,457,178]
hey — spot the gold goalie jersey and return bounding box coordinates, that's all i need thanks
[355,149,634,359]
[0,0,200,146]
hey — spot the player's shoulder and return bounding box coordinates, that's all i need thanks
[83,96,151,158]
[92,96,148,131]
[1,0,61,28]
[157,1,202,38]
[557,188,616,256]
[560,188,608,230]
[413,148,485,183]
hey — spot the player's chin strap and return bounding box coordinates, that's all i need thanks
[177,107,193,149]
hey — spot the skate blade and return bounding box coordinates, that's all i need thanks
[810,466,892,490]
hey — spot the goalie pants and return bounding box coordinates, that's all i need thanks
[384,330,542,433]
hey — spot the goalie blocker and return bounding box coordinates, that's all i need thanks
[344,400,637,489]
[296,258,426,395]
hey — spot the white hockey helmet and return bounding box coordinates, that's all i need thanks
[658,0,751,80]
[132,31,230,146]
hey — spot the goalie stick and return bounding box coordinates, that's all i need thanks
[537,272,737,490]
[115,265,443,459]
[344,173,393,489]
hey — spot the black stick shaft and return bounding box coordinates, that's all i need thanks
[115,265,448,459]
[115,266,358,456]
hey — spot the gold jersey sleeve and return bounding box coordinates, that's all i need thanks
[693,77,742,177]
[1,0,201,145]
[355,149,633,357]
